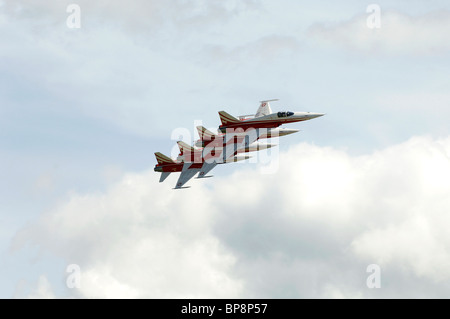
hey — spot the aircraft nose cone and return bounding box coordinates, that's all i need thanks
[281,129,300,136]
[310,113,325,119]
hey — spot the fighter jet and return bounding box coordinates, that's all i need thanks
[195,126,299,147]
[178,130,275,180]
[177,125,266,182]
[194,126,277,152]
[154,152,189,183]
[218,99,324,133]
[154,141,253,189]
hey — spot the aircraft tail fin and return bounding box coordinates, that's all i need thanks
[218,111,240,126]
[196,126,217,140]
[155,152,175,165]
[255,99,278,118]
[177,141,195,155]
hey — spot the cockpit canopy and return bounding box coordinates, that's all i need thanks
[277,111,294,118]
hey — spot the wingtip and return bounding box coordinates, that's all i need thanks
[173,186,191,190]
[195,175,214,179]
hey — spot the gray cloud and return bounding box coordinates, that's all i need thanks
[3,0,261,32]
[13,135,450,298]
[308,10,450,55]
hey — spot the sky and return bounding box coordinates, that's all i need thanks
[1,0,450,298]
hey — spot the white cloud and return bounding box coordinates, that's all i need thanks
[26,275,56,299]
[12,134,450,298]
[308,10,450,55]
[352,215,450,282]
[12,172,244,298]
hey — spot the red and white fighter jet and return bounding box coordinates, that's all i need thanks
[218,99,324,133]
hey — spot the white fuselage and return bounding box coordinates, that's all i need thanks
[219,111,325,132]
[246,111,324,124]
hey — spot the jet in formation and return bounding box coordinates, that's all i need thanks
[154,99,324,189]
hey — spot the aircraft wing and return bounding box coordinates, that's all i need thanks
[174,163,200,189]
[190,128,261,182]
[159,172,171,183]
[197,162,218,179]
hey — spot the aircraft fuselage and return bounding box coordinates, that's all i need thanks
[219,111,324,133]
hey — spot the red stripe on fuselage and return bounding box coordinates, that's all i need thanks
[219,118,307,131]
[155,162,203,172]
[155,163,183,172]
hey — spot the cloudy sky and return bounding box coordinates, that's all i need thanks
[1,0,450,298]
